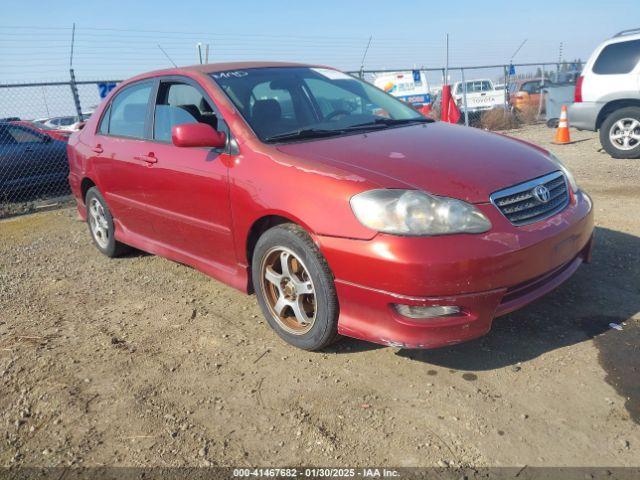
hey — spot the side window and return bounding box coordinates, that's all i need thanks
[153,82,227,143]
[0,127,16,144]
[97,105,111,134]
[109,82,153,138]
[593,39,640,75]
[521,82,541,94]
[8,126,46,144]
[304,78,364,117]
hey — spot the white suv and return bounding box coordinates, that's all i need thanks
[570,29,640,158]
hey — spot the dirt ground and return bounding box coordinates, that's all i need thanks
[1,124,639,469]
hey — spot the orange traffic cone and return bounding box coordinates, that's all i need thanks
[553,105,572,144]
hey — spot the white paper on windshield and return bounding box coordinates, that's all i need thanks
[311,68,353,80]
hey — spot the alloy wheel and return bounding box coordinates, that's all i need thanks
[609,118,640,151]
[88,197,110,249]
[260,247,317,335]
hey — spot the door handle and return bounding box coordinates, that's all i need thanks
[134,153,157,164]
[92,144,104,154]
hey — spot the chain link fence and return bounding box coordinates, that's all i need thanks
[0,80,118,218]
[352,61,582,128]
[0,62,581,219]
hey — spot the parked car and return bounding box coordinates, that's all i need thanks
[372,71,432,108]
[11,120,72,142]
[67,62,594,351]
[40,113,92,132]
[509,78,546,113]
[0,122,69,195]
[569,29,640,158]
[452,79,504,113]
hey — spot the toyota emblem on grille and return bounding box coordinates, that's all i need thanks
[532,185,551,203]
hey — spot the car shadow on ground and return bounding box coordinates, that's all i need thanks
[390,226,640,423]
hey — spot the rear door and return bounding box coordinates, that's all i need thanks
[140,77,237,270]
[90,79,157,239]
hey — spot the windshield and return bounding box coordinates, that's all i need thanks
[211,67,426,142]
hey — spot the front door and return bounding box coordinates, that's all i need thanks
[138,78,237,272]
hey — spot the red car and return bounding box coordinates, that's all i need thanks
[67,62,594,351]
[12,120,72,142]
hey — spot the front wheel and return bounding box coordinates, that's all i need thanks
[252,224,339,351]
[599,107,640,159]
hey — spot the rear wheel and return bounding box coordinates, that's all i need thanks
[252,224,339,351]
[599,107,640,159]
[85,187,130,257]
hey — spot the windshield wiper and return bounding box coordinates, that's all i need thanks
[263,117,433,142]
[350,117,433,129]
[264,128,346,142]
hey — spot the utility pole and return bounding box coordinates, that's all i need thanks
[197,43,203,64]
[205,43,210,64]
[557,41,564,80]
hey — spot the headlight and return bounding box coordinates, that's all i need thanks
[548,153,578,192]
[350,189,491,236]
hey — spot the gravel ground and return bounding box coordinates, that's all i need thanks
[0,124,639,469]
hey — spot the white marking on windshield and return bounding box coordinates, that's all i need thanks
[212,71,249,79]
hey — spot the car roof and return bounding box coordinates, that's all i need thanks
[126,61,326,82]
[602,31,640,47]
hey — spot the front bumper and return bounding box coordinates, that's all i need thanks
[317,191,594,348]
[568,102,603,131]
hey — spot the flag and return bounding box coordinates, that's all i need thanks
[440,85,461,124]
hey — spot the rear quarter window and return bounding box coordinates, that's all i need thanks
[593,39,640,75]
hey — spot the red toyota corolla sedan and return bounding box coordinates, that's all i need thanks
[67,62,594,351]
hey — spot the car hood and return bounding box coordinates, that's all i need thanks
[276,122,556,204]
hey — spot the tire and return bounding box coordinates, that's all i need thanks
[599,107,640,159]
[85,187,130,257]
[251,223,339,351]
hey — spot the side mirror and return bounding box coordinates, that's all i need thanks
[171,123,227,149]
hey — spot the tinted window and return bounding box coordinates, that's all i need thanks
[98,105,111,134]
[304,78,364,118]
[153,82,226,143]
[109,82,153,138]
[593,39,640,75]
[0,126,15,144]
[7,126,46,143]
[521,82,541,94]
[212,67,422,141]
[251,81,294,118]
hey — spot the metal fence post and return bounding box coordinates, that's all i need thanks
[460,68,469,127]
[538,64,546,120]
[503,65,509,110]
[69,68,83,120]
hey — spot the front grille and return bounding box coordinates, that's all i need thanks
[490,171,569,226]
